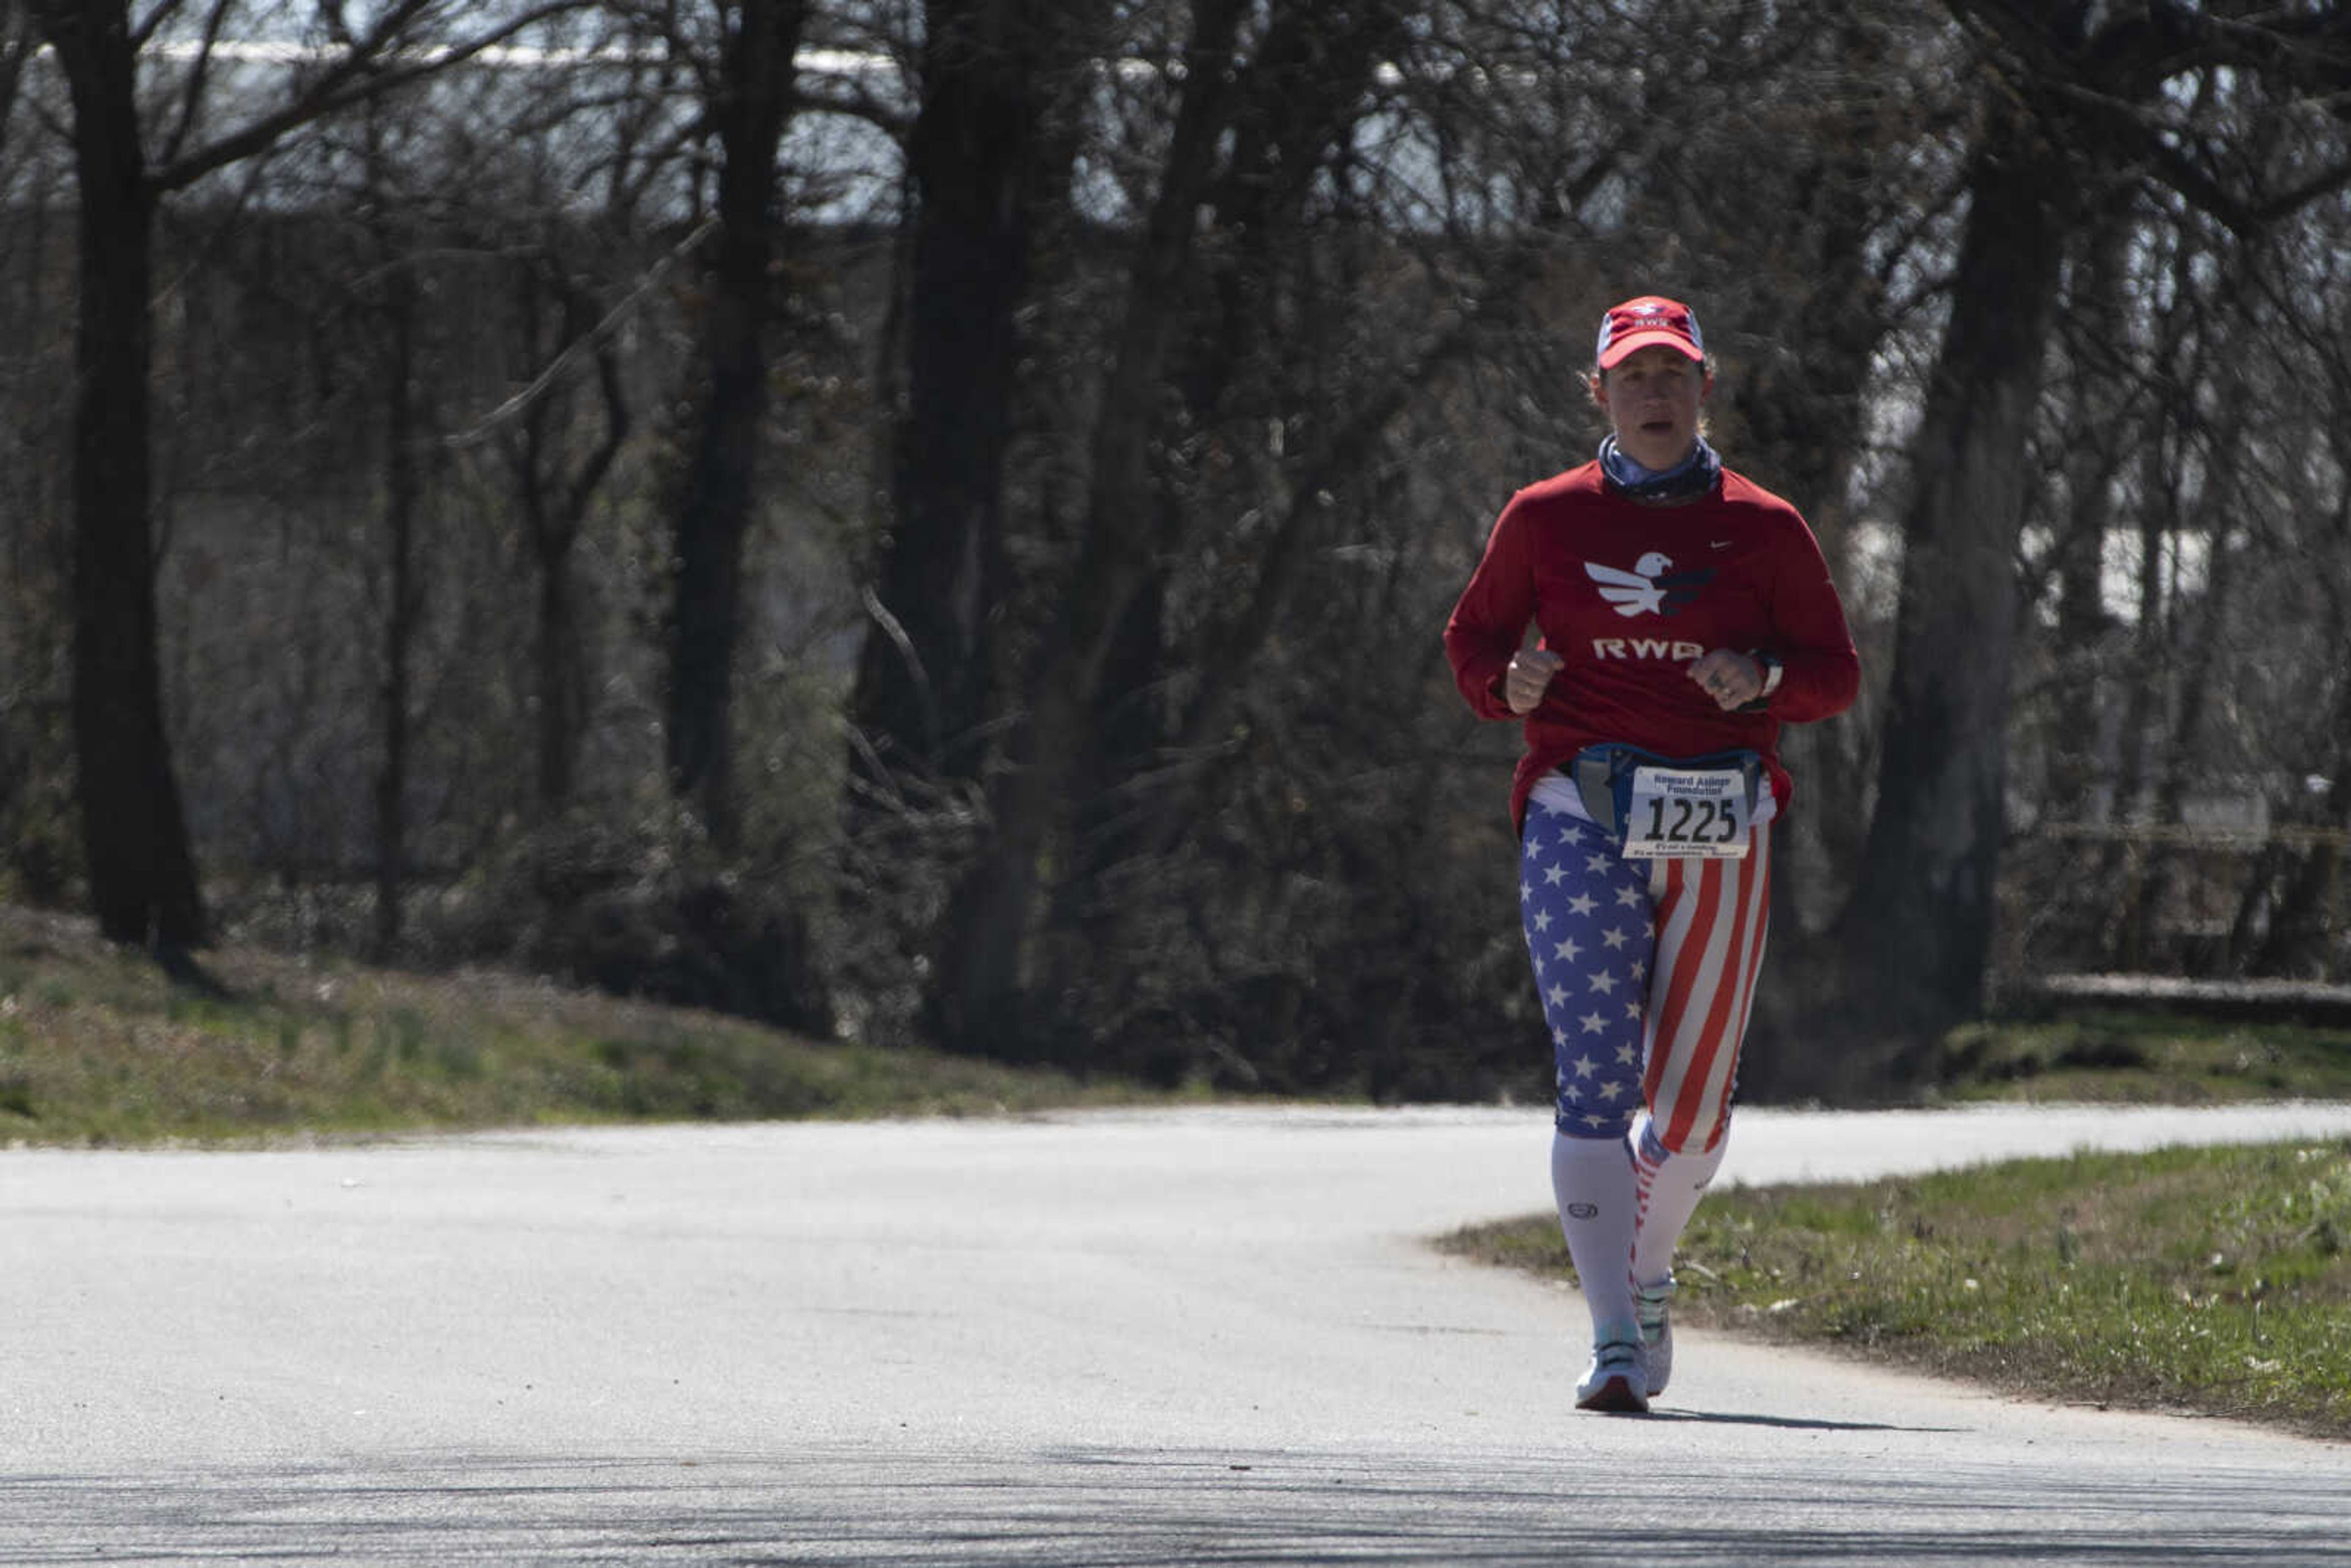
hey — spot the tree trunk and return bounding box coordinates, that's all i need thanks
[1834,86,2072,1044]
[2243,490,2351,979]
[373,268,420,959]
[850,0,1078,784]
[510,258,628,814]
[928,0,1250,1053]
[1721,33,1899,1097]
[34,0,208,948]
[534,552,583,809]
[2100,452,2177,969]
[2083,219,2200,966]
[1034,0,1414,981]
[665,0,804,844]
[2123,408,2247,969]
[2042,216,2139,825]
[2005,209,2145,973]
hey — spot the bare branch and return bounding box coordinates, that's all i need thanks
[129,0,195,53]
[0,4,37,146]
[792,75,909,138]
[152,1,593,194]
[156,0,236,168]
[443,214,718,451]
[1951,0,2351,236]
[2252,154,2351,226]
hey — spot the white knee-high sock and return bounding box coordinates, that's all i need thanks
[1629,1108,1727,1288]
[1551,1130,1638,1332]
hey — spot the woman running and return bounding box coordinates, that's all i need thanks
[1443,294,1860,1412]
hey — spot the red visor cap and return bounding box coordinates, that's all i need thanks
[1594,296,1705,369]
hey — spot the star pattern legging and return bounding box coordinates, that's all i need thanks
[1518,795,1773,1152]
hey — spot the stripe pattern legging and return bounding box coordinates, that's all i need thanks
[1518,794,1773,1152]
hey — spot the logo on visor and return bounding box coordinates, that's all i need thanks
[1595,296,1704,365]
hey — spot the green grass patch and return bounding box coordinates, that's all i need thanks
[0,905,1172,1146]
[1936,1009,2351,1104]
[1441,1138,2351,1439]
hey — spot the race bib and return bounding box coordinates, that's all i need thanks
[1621,765,1753,859]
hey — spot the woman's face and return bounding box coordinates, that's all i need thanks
[1594,346,1711,471]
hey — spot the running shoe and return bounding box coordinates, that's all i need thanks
[1634,1275,1676,1397]
[1575,1321,1649,1414]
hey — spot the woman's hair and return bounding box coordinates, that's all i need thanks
[1584,354,1715,404]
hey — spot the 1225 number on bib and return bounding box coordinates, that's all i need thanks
[1621,765,1752,859]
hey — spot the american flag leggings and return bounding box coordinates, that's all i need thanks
[1518,796,1773,1153]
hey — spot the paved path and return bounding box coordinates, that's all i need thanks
[5,1103,2350,1563]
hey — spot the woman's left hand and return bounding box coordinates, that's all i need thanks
[1687,649,1763,711]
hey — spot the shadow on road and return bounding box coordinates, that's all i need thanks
[5,1446,2347,1566]
[1640,1407,1962,1433]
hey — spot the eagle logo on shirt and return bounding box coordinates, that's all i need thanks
[1584,552,1712,617]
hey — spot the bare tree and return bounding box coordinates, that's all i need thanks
[1834,73,2075,1041]
[28,0,207,948]
[925,0,1254,1051]
[661,0,810,844]
[370,222,426,956]
[1836,0,2351,1047]
[848,0,1093,789]
[24,0,588,952]
[498,250,631,814]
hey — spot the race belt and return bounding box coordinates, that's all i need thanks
[1567,744,1763,860]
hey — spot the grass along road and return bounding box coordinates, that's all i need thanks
[0,904,1161,1145]
[1442,1135,2351,1441]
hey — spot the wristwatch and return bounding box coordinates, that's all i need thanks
[1737,651,1782,713]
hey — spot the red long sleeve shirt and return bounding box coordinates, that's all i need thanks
[1444,462,1860,831]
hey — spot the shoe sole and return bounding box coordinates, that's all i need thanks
[1574,1373,1649,1414]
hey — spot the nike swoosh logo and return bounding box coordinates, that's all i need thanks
[1709,540,1733,549]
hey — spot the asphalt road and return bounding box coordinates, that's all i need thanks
[6,1102,2351,1564]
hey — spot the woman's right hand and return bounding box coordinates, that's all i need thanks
[1505,648,1564,714]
